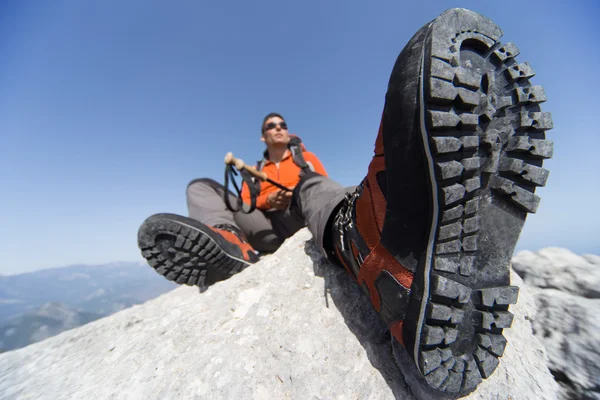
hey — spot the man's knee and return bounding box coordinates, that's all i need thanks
[186,178,223,200]
[186,177,220,192]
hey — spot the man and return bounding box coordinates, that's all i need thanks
[139,112,327,286]
[239,112,327,222]
[138,9,553,396]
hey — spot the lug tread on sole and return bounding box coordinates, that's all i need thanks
[426,26,552,218]
[417,11,550,394]
[138,219,249,287]
[420,276,519,392]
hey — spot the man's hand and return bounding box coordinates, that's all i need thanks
[267,190,293,210]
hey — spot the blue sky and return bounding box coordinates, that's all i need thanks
[1,0,598,275]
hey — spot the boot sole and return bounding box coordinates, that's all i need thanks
[411,9,552,394]
[137,213,253,286]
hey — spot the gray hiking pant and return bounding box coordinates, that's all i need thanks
[186,175,352,254]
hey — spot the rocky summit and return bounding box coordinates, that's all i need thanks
[0,229,560,399]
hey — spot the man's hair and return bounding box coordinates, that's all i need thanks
[261,112,285,134]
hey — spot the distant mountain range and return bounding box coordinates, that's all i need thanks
[0,262,177,352]
[0,302,102,352]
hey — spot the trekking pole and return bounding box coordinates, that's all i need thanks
[224,152,292,192]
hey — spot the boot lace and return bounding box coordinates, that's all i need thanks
[334,184,363,252]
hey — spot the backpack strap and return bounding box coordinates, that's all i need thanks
[256,157,266,173]
[252,157,266,194]
[287,136,314,173]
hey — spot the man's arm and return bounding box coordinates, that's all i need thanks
[241,151,327,210]
[242,181,292,211]
[304,151,328,176]
[241,176,273,210]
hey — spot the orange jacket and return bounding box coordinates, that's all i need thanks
[241,150,327,210]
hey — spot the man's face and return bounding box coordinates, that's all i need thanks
[261,116,290,147]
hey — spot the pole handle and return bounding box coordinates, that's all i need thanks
[224,152,268,181]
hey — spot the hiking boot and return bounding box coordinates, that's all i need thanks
[329,8,552,396]
[138,213,258,286]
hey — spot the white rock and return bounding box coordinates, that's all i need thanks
[0,229,557,399]
[512,248,600,299]
[513,248,600,399]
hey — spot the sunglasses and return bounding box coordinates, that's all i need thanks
[264,121,288,131]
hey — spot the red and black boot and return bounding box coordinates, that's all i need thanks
[329,8,552,396]
[138,213,258,286]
